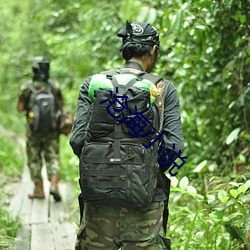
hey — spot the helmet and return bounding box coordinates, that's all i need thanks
[30,56,50,82]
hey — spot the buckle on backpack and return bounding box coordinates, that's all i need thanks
[110,158,121,163]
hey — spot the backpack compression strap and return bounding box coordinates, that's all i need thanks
[106,76,148,165]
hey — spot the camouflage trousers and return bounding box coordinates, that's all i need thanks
[75,201,170,250]
[26,130,60,181]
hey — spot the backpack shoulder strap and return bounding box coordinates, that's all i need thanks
[27,82,53,93]
[101,70,138,94]
[137,72,165,131]
[47,80,56,92]
[100,70,118,78]
[110,77,139,95]
[26,83,39,94]
[101,70,163,84]
[47,81,61,110]
[137,72,163,85]
[48,79,56,88]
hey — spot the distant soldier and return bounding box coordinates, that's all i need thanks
[17,57,64,201]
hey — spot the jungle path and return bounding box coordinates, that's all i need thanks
[4,126,78,250]
[8,164,78,250]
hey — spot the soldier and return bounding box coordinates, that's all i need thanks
[17,57,64,201]
[70,21,185,249]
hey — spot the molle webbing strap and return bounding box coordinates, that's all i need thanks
[82,157,143,165]
[110,77,123,162]
[113,123,121,160]
[84,169,127,176]
[85,181,124,189]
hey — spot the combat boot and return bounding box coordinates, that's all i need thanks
[28,180,45,199]
[50,175,62,202]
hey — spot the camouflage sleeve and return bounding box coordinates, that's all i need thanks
[18,84,31,111]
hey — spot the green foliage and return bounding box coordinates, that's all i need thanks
[116,0,250,175]
[0,207,20,250]
[168,175,250,249]
[0,133,23,248]
[0,174,21,249]
[152,0,250,176]
[0,134,24,177]
[60,135,79,189]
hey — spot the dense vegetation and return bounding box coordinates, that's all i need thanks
[0,0,249,249]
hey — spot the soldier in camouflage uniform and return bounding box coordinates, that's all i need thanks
[75,202,170,249]
[70,21,184,249]
[17,57,64,201]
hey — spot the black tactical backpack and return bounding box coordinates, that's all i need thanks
[79,70,164,209]
[27,82,59,133]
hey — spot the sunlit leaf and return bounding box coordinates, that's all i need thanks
[229,189,239,198]
[218,190,229,203]
[179,176,189,190]
[187,185,197,197]
[228,182,241,187]
[206,194,215,204]
[196,25,206,30]
[237,185,247,194]
[171,176,178,188]
[193,160,207,173]
[227,212,242,221]
[226,128,241,145]
[244,180,250,190]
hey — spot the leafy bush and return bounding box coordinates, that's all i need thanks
[60,135,79,188]
[167,175,250,250]
[0,134,24,177]
[0,207,20,250]
[0,129,24,248]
